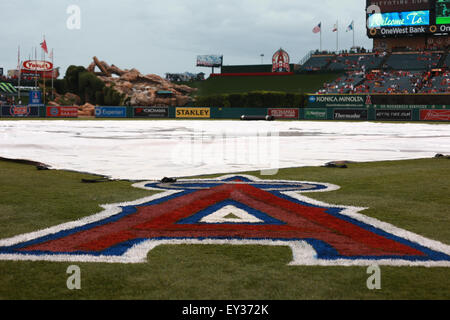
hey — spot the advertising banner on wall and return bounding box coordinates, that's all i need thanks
[1,105,39,117]
[46,106,78,118]
[375,109,412,121]
[134,107,169,118]
[334,109,368,120]
[420,109,450,121]
[304,108,328,120]
[308,95,371,108]
[268,108,298,119]
[176,108,210,118]
[95,107,127,118]
[372,104,440,109]
[29,91,42,106]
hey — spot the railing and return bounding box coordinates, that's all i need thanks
[298,50,315,66]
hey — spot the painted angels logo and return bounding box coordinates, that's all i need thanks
[0,175,449,266]
[272,48,290,73]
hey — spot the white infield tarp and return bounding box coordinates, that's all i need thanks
[0,120,449,180]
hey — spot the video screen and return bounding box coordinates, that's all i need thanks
[436,0,450,24]
[367,0,431,12]
[368,10,430,28]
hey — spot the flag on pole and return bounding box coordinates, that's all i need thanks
[40,39,48,54]
[312,22,321,34]
[332,23,338,32]
[346,21,354,32]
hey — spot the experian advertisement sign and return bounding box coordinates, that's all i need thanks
[95,106,127,118]
[368,11,430,28]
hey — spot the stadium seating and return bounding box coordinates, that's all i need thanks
[360,71,428,94]
[419,71,450,93]
[307,50,450,94]
[317,72,365,94]
[443,53,450,69]
[300,55,333,71]
[384,52,442,70]
[327,54,384,71]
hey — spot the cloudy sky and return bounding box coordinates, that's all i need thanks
[0,0,372,77]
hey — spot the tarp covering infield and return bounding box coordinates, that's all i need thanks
[0,120,449,180]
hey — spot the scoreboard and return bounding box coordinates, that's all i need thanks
[367,0,431,12]
[367,0,450,37]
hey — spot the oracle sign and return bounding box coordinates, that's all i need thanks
[22,60,53,72]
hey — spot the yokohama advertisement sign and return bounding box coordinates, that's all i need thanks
[46,106,78,118]
[268,108,299,119]
[420,110,450,121]
[22,60,53,72]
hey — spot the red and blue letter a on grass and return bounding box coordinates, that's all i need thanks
[0,175,449,266]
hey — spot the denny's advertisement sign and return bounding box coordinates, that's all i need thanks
[176,108,211,118]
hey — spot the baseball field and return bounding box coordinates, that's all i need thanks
[0,157,449,300]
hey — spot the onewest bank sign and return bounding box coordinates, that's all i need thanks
[307,95,371,108]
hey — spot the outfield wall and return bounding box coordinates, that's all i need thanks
[1,105,449,121]
[221,64,296,74]
[306,94,450,107]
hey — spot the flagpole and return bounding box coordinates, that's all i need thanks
[51,49,54,101]
[18,46,21,103]
[35,47,38,90]
[353,22,355,48]
[336,20,339,52]
[43,36,46,106]
[320,25,322,52]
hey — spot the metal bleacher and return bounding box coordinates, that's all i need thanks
[327,54,384,71]
[443,53,450,68]
[384,52,442,70]
[300,55,333,71]
[309,50,450,94]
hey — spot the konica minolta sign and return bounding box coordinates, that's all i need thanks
[307,95,372,108]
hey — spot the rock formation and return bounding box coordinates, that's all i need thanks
[88,57,197,107]
[78,103,95,117]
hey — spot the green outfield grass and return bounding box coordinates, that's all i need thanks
[0,158,449,300]
[183,73,340,97]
